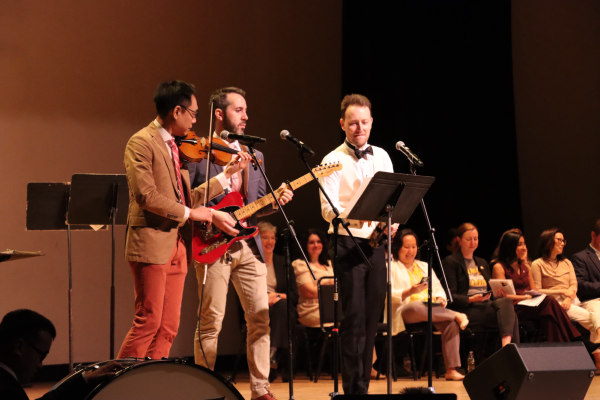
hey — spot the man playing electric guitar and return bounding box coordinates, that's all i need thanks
[188,87,292,400]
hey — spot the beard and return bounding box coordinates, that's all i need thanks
[223,115,245,135]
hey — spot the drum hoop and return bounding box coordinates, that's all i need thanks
[85,359,245,400]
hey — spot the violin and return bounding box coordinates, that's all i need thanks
[175,131,261,166]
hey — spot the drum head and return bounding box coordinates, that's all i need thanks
[87,361,244,400]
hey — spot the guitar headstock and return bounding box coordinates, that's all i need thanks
[312,162,343,178]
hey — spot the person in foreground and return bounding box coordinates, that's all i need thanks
[258,221,298,381]
[318,94,396,394]
[491,229,581,343]
[119,80,248,360]
[443,223,519,346]
[387,230,469,381]
[0,309,121,400]
[571,219,600,342]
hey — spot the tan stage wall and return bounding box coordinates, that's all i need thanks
[512,2,600,254]
[0,1,341,365]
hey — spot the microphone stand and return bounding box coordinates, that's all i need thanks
[297,150,375,399]
[280,224,295,399]
[245,141,315,400]
[406,160,453,392]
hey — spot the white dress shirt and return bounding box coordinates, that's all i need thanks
[319,140,394,238]
[591,244,600,261]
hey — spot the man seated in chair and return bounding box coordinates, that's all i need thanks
[571,218,600,342]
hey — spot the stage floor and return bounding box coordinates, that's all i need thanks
[24,373,600,399]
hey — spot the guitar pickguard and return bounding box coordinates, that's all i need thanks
[192,202,259,264]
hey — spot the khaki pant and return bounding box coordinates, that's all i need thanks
[194,240,270,399]
[401,301,461,369]
[569,298,600,343]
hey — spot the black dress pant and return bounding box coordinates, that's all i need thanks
[451,297,520,342]
[336,236,386,395]
[270,298,293,349]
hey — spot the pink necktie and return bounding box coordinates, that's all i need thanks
[168,139,186,206]
[226,141,242,193]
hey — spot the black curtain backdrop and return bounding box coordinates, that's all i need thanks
[341,1,522,263]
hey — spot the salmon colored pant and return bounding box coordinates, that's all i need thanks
[118,238,187,359]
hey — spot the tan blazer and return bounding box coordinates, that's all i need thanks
[124,121,224,265]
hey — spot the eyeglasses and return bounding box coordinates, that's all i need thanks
[25,341,49,362]
[178,104,198,119]
[555,238,567,245]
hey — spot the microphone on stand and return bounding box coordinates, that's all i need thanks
[220,130,267,144]
[396,141,424,167]
[280,130,315,156]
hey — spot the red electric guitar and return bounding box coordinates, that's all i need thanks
[192,163,342,264]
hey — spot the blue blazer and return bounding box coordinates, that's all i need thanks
[571,246,600,302]
[188,147,275,262]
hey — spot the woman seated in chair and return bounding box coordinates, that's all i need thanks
[442,223,519,347]
[258,222,298,380]
[388,229,469,381]
[531,228,600,342]
[292,229,334,328]
[531,228,600,343]
[491,228,581,343]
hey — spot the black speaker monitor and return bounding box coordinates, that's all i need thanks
[463,342,594,400]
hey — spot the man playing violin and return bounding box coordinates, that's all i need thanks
[188,87,292,400]
[119,81,251,360]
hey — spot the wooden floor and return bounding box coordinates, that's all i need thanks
[24,373,600,399]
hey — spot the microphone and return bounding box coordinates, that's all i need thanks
[280,130,315,156]
[395,141,424,167]
[220,130,267,144]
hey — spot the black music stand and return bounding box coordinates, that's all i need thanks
[67,174,128,360]
[343,171,434,394]
[0,250,44,263]
[26,182,106,373]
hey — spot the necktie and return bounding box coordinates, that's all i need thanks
[168,139,186,206]
[346,140,373,159]
[225,141,242,193]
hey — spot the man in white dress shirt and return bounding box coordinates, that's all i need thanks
[319,94,396,395]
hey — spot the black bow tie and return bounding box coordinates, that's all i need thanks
[346,140,373,159]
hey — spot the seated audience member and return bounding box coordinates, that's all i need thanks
[443,227,459,258]
[443,223,519,346]
[571,219,600,342]
[292,229,334,328]
[0,309,121,400]
[387,229,469,381]
[491,229,581,343]
[257,222,298,380]
[531,229,598,341]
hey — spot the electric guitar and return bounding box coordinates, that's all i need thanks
[192,163,342,264]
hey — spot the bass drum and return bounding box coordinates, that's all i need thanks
[51,359,245,400]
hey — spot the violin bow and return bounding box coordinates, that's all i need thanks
[203,101,214,210]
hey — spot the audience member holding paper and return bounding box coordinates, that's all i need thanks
[532,228,600,343]
[491,229,581,343]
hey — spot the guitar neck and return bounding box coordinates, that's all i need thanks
[233,172,315,220]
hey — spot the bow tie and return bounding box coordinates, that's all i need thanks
[346,140,373,159]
